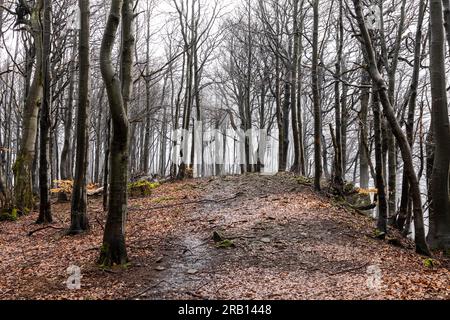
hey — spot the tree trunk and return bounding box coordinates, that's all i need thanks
[37,0,53,224]
[282,71,290,173]
[98,0,134,266]
[142,9,151,174]
[428,0,450,250]
[159,77,169,177]
[14,2,44,214]
[297,8,306,176]
[397,0,426,230]
[312,0,322,191]
[359,62,370,189]
[341,65,349,176]
[426,126,437,245]
[103,116,111,212]
[332,0,344,193]
[94,88,104,184]
[69,0,91,234]
[178,1,194,180]
[373,86,388,236]
[290,0,301,173]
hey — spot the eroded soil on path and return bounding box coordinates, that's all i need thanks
[1,174,449,300]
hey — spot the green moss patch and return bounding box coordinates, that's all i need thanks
[423,258,438,269]
[0,208,19,222]
[128,180,160,198]
[296,176,313,186]
[216,239,236,249]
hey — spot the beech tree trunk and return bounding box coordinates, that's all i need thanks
[13,1,44,214]
[428,0,450,250]
[312,0,322,191]
[332,0,344,193]
[99,0,135,266]
[290,0,301,173]
[359,60,370,190]
[373,85,388,235]
[397,0,426,230]
[37,0,53,224]
[69,0,91,234]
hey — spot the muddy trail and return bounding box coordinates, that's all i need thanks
[125,174,449,300]
[0,174,449,300]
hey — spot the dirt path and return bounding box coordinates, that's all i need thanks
[1,174,449,300]
[130,174,449,300]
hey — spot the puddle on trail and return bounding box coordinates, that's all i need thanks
[143,233,214,299]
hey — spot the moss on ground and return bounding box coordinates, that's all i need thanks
[128,181,160,198]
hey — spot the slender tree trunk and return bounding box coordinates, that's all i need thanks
[0,118,10,208]
[282,70,290,173]
[340,73,349,177]
[193,6,203,176]
[159,76,169,177]
[426,126,437,245]
[94,88,104,184]
[274,4,284,173]
[178,0,194,180]
[386,0,406,221]
[142,7,151,174]
[397,0,426,229]
[171,43,185,178]
[244,0,253,174]
[275,55,284,172]
[312,0,322,191]
[69,0,90,234]
[332,0,344,193]
[373,86,388,236]
[103,116,111,212]
[37,0,53,224]
[297,10,306,176]
[359,62,370,189]
[290,0,301,173]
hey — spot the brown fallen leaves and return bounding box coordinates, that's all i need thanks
[0,174,449,300]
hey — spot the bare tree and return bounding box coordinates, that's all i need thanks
[98,0,135,266]
[69,0,90,234]
[352,0,430,256]
[36,0,53,224]
[312,0,322,191]
[13,0,44,214]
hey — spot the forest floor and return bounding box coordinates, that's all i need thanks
[0,173,449,300]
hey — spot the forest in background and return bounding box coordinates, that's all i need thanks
[0,0,449,271]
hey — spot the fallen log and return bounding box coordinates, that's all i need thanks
[88,187,104,197]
